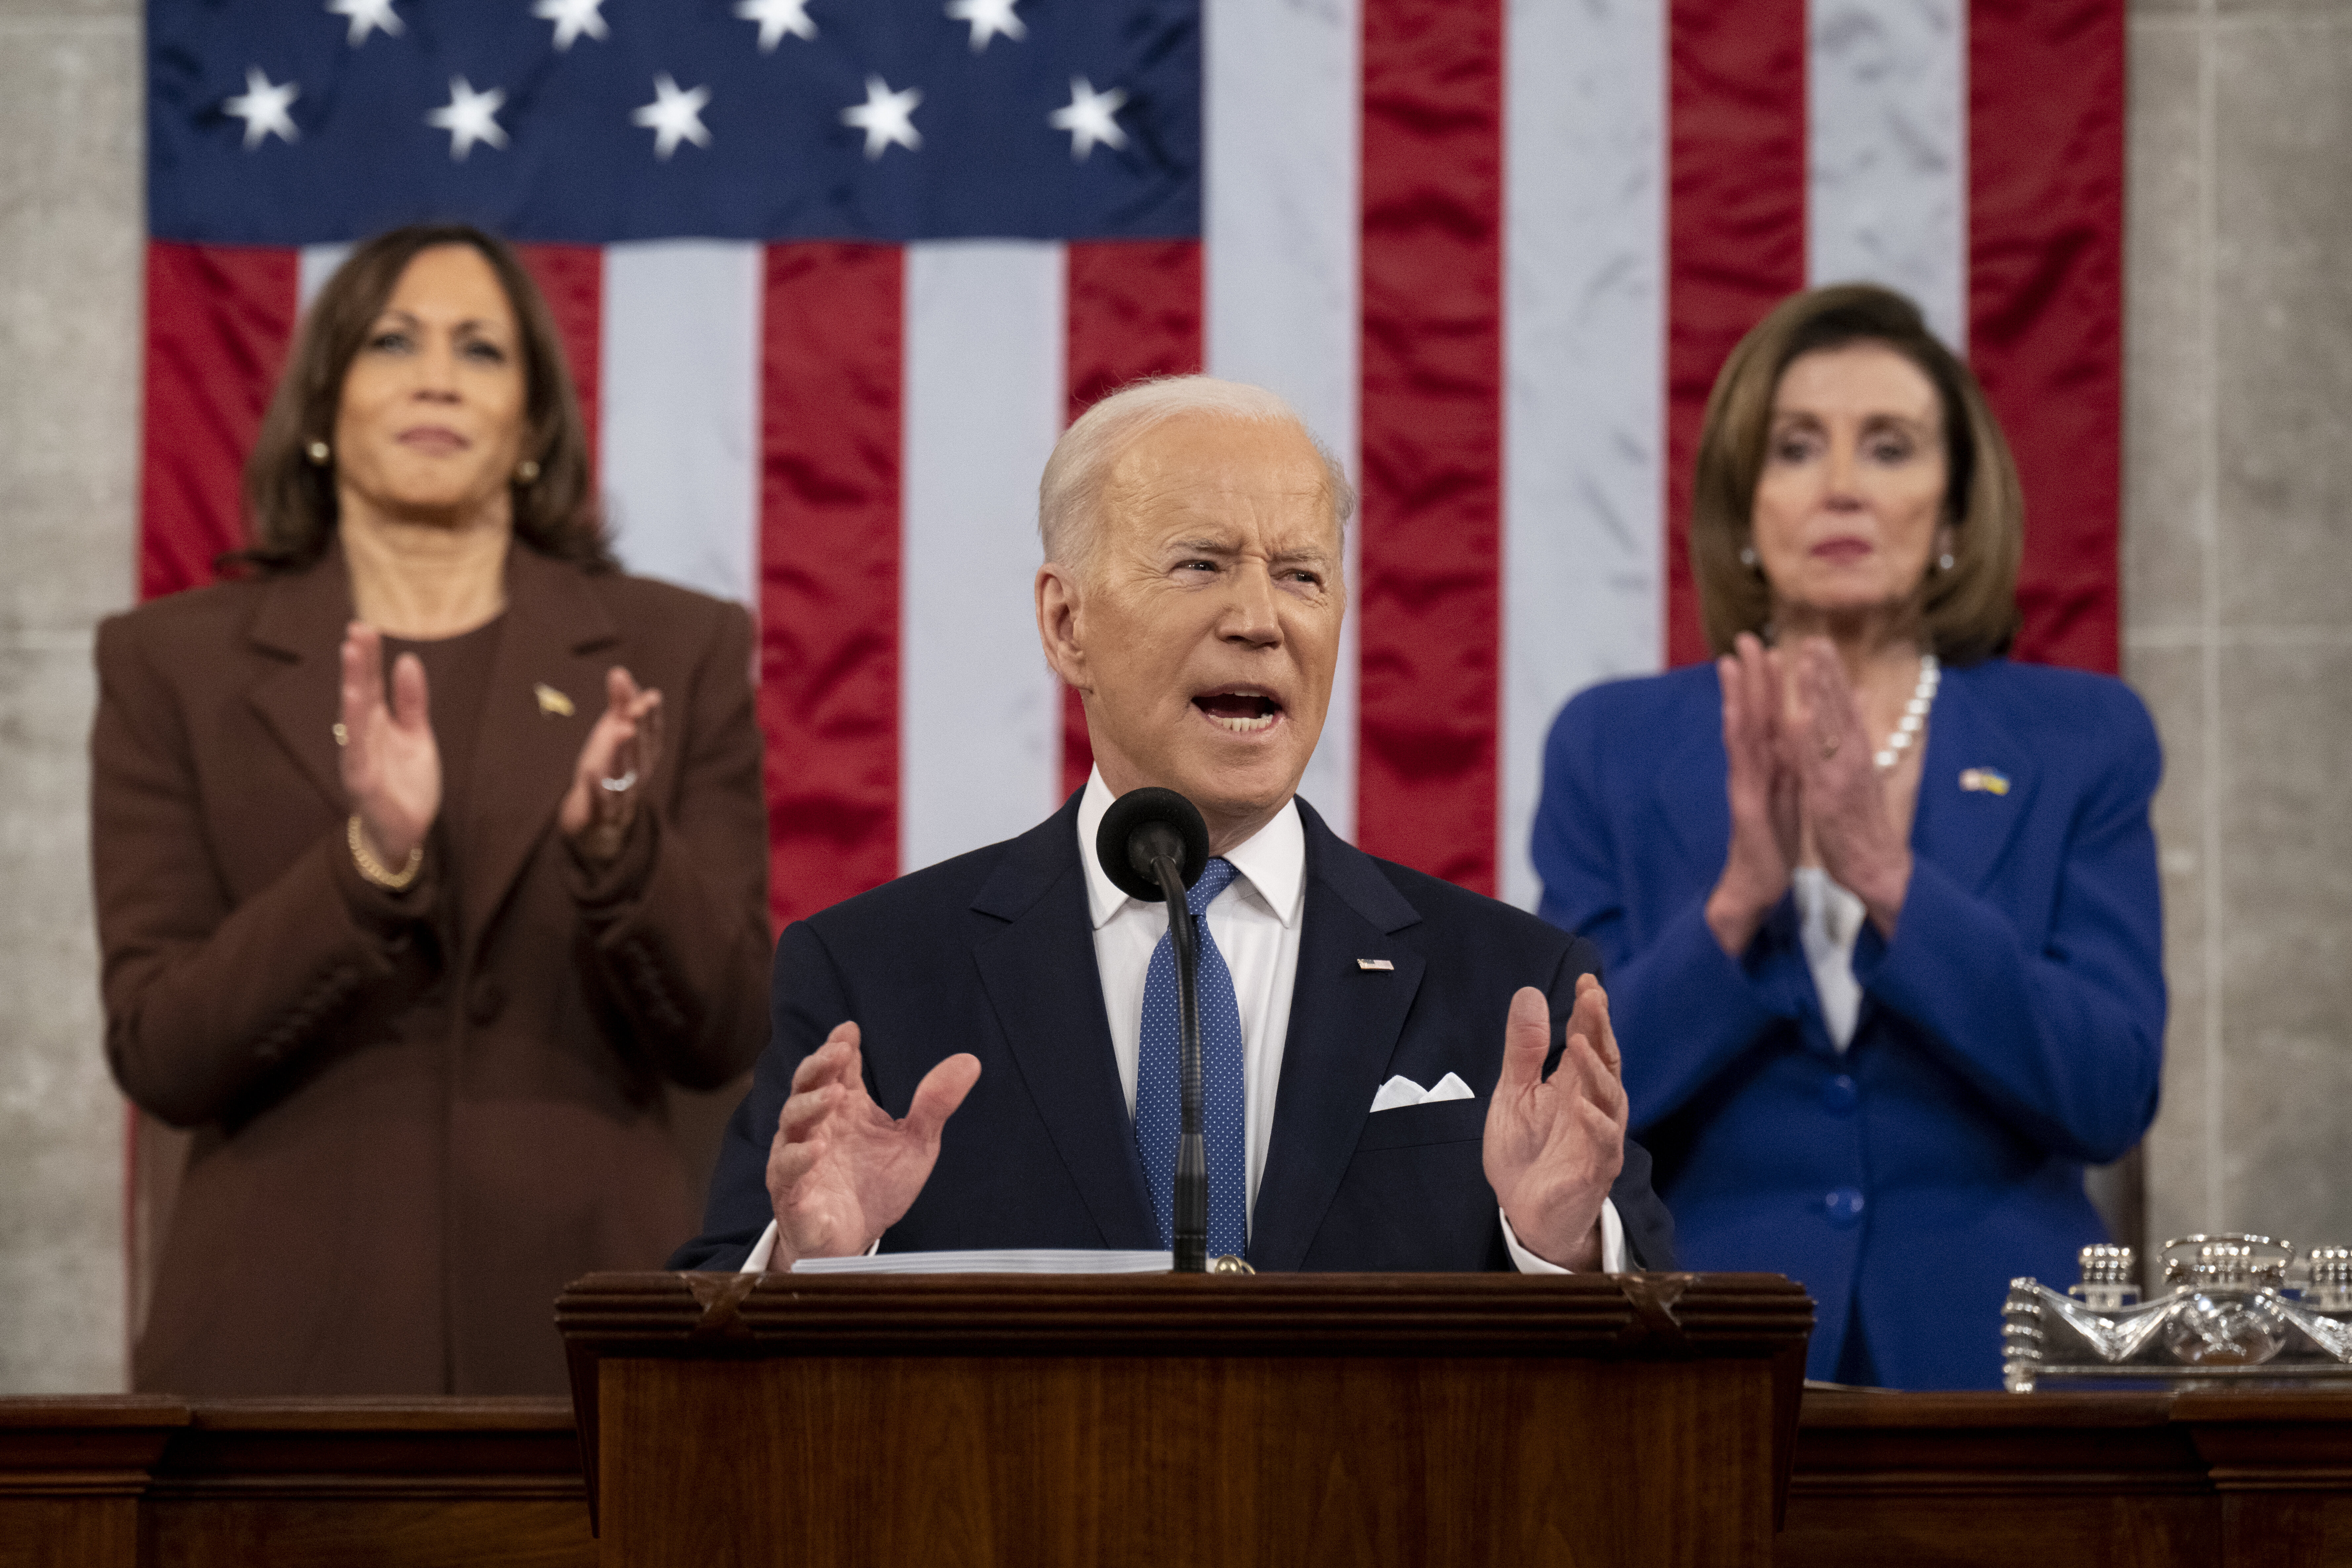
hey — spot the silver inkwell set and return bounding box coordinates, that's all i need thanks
[2003,1235,2352,1393]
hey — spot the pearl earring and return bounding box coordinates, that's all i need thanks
[1939,552,1956,572]
[1738,546,1758,568]
[515,459,541,484]
[305,440,331,466]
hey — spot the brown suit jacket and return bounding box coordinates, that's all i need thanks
[91,543,771,1395]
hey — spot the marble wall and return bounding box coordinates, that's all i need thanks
[0,0,141,1391]
[2129,0,2352,1264]
[1,0,2348,1387]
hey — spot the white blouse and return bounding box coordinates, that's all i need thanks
[1792,867,1867,1052]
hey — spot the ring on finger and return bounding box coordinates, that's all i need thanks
[600,770,638,794]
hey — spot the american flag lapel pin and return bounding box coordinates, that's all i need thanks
[1356,958,1394,972]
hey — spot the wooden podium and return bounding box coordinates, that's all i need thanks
[557,1270,1813,1567]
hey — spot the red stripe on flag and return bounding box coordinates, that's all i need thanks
[515,245,603,475]
[130,242,299,1367]
[139,243,298,600]
[1969,0,2123,674]
[1664,0,1808,667]
[1357,0,1505,895]
[757,243,904,931]
[1059,240,1205,802]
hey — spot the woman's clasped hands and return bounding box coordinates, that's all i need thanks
[1704,632,1916,957]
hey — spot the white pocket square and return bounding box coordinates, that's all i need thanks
[1369,1071,1475,1113]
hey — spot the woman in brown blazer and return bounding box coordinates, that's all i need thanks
[91,224,772,1396]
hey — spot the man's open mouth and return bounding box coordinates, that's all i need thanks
[1193,689,1283,735]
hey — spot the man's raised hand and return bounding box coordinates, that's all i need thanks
[1481,977,1628,1271]
[763,1022,981,1269]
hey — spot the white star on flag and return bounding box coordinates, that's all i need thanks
[841,76,921,160]
[734,0,816,51]
[532,0,609,52]
[632,74,713,159]
[425,76,508,160]
[944,0,1024,52]
[1048,77,1128,160]
[223,67,299,151]
[324,0,402,47]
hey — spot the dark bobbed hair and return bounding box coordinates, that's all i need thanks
[236,222,613,576]
[1689,282,2023,663]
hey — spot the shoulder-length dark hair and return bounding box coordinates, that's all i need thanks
[1689,282,2023,663]
[236,222,613,575]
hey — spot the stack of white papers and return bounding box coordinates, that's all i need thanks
[791,1249,1174,1275]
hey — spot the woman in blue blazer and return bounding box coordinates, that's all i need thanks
[1534,285,2164,1390]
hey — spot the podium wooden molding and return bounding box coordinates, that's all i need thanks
[0,1395,592,1567]
[557,1270,1813,1567]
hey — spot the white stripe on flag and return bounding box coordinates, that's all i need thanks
[1204,0,1361,844]
[298,244,351,313]
[1500,0,1667,911]
[1808,0,1968,348]
[599,241,762,606]
[900,240,1066,875]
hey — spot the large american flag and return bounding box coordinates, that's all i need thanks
[142,0,2122,925]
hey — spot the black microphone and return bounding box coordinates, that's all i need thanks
[1095,787,1213,1273]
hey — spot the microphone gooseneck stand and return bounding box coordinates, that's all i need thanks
[1095,784,1215,1275]
[1150,852,1209,1275]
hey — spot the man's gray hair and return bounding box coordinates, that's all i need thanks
[1038,376,1357,575]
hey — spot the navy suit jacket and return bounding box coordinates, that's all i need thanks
[677,794,1676,1273]
[1533,658,2164,1389]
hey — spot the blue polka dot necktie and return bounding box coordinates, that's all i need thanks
[1134,857,1248,1259]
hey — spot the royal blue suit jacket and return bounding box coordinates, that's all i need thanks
[677,794,1676,1273]
[1533,658,2164,1388]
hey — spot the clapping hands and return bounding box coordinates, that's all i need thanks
[341,625,668,873]
[339,622,440,869]
[1704,633,1915,956]
[558,666,665,863]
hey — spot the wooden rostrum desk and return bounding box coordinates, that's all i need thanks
[12,1289,2352,1565]
[557,1269,1815,1567]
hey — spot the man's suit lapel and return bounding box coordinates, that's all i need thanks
[456,547,619,956]
[1248,801,1425,1273]
[244,552,356,814]
[969,799,1161,1250]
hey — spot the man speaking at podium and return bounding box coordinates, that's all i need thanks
[676,378,1675,1276]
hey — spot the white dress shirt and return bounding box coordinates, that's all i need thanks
[1078,767,1303,1219]
[741,767,1625,1273]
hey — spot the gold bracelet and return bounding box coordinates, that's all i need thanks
[347,815,423,891]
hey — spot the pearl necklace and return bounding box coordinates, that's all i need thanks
[1874,653,1940,770]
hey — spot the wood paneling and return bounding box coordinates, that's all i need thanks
[601,1353,1776,1567]
[0,1398,185,1568]
[11,1306,2352,1566]
[1780,1388,2352,1568]
[0,1396,589,1568]
[561,1270,1818,1568]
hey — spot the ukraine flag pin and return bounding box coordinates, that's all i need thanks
[1959,767,2011,795]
